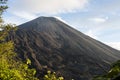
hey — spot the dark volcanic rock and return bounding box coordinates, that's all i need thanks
[9,17,120,80]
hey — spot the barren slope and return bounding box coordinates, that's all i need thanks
[9,17,120,80]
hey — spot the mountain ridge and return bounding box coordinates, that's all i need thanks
[9,16,120,80]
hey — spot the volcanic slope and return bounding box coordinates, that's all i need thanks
[9,17,120,80]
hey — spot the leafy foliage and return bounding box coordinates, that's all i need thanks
[93,60,120,80]
[0,1,65,80]
[43,70,64,80]
[0,0,38,80]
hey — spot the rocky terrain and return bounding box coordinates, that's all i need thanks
[8,17,120,80]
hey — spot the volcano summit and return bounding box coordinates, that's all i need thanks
[9,17,120,80]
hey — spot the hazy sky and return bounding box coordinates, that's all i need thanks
[3,0,120,50]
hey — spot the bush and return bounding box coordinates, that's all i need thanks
[43,70,64,80]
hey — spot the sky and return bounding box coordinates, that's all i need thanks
[3,0,120,50]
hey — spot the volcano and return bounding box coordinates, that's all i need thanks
[9,17,120,80]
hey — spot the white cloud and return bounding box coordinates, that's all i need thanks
[54,16,68,24]
[12,12,37,20]
[89,17,108,23]
[3,16,22,25]
[8,0,89,19]
[3,14,34,25]
[105,42,120,50]
[85,30,98,39]
[85,30,120,50]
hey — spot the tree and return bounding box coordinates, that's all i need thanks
[43,70,64,80]
[0,0,38,80]
[93,60,120,80]
[0,1,64,80]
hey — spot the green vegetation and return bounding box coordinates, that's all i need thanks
[93,60,120,80]
[0,1,64,80]
[44,71,64,80]
[1,1,120,80]
[0,0,38,80]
